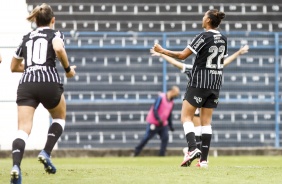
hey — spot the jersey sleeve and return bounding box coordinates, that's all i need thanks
[13,39,24,59]
[187,32,205,55]
[181,64,193,73]
[52,30,65,47]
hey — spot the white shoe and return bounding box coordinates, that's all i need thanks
[196,160,208,168]
[180,148,201,167]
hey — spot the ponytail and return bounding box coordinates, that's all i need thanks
[26,3,54,27]
[207,9,225,28]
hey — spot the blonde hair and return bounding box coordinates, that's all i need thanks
[27,3,54,27]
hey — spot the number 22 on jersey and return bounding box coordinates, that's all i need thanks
[206,45,225,69]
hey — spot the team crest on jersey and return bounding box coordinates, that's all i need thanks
[194,96,202,104]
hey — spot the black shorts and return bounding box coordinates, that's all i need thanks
[16,82,64,109]
[184,86,219,108]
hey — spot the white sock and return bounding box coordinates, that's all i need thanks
[183,121,195,135]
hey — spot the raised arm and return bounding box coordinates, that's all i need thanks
[223,45,249,67]
[153,43,193,60]
[150,49,184,70]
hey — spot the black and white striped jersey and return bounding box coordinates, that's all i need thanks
[187,29,228,90]
[180,63,200,116]
[181,63,193,86]
[14,27,64,84]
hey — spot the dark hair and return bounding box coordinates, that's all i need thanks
[207,9,225,28]
[27,3,54,27]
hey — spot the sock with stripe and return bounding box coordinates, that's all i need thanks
[43,123,63,156]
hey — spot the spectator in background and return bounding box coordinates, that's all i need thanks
[134,86,180,156]
[10,3,76,184]
[150,45,249,166]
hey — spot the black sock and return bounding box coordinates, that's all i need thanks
[200,134,212,161]
[44,123,63,156]
[185,132,197,152]
[195,136,202,150]
[12,138,26,167]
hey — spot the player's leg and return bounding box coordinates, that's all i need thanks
[180,100,201,167]
[181,87,211,167]
[11,83,38,184]
[193,111,202,150]
[181,100,197,151]
[134,123,158,156]
[11,106,35,184]
[45,94,66,156]
[182,109,201,158]
[34,83,64,173]
[37,93,66,174]
[158,126,169,156]
[198,107,213,167]
[197,89,218,167]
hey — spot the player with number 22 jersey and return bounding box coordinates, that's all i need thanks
[187,30,228,90]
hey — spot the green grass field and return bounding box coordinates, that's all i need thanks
[1,156,282,184]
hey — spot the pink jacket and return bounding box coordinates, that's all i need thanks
[146,93,174,126]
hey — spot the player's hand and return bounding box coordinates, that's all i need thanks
[239,45,249,55]
[153,43,163,53]
[65,65,77,78]
[158,120,163,126]
[150,48,161,57]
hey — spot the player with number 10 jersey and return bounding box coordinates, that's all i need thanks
[14,28,65,84]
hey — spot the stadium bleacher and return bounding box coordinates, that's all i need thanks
[25,0,282,149]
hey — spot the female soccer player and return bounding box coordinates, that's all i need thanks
[10,3,76,183]
[150,45,249,166]
[153,9,229,167]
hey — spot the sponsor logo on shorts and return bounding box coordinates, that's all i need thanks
[194,96,202,104]
[214,99,219,104]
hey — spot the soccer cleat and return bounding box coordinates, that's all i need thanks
[180,148,201,167]
[38,150,57,174]
[10,165,22,184]
[196,160,208,168]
